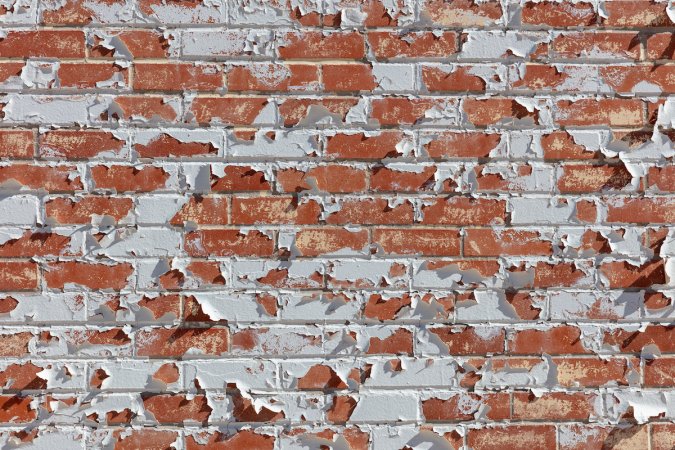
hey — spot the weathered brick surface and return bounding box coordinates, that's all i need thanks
[0,0,674,448]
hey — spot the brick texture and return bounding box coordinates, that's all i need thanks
[0,0,674,448]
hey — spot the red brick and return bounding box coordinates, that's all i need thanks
[465,228,552,256]
[58,63,128,89]
[603,325,675,353]
[297,365,347,390]
[114,430,181,450]
[423,393,510,421]
[560,424,648,450]
[127,294,180,322]
[0,395,36,423]
[423,260,500,287]
[89,30,174,59]
[185,430,275,449]
[567,229,612,256]
[463,98,541,126]
[2,0,674,437]
[0,363,46,390]
[530,261,590,288]
[467,425,556,450]
[422,65,488,91]
[134,133,217,158]
[422,131,501,158]
[558,164,634,193]
[653,424,675,450]
[142,394,212,423]
[322,63,377,91]
[373,228,461,256]
[554,357,634,387]
[176,262,226,291]
[0,231,75,257]
[278,31,365,59]
[91,165,169,192]
[0,130,34,159]
[551,32,640,60]
[370,166,448,192]
[0,262,38,291]
[575,199,599,223]
[510,326,590,355]
[104,96,178,122]
[44,261,133,290]
[645,358,675,387]
[541,131,600,160]
[228,63,319,91]
[0,62,22,85]
[470,164,541,192]
[39,130,125,159]
[136,327,228,357]
[66,328,131,353]
[600,65,675,94]
[368,31,458,59]
[325,198,414,225]
[603,1,673,27]
[325,132,406,159]
[289,228,368,257]
[346,0,415,27]
[521,1,597,27]
[511,64,574,92]
[555,99,644,127]
[134,63,222,91]
[171,197,229,225]
[648,166,675,191]
[0,332,32,357]
[606,197,675,223]
[0,31,85,58]
[367,328,413,355]
[647,33,675,60]
[507,292,544,320]
[185,229,274,257]
[370,97,442,126]
[599,259,666,288]
[421,0,503,27]
[190,97,268,125]
[326,395,357,424]
[364,294,413,321]
[648,100,670,124]
[328,261,407,289]
[0,166,82,192]
[46,197,132,224]
[430,326,505,355]
[277,165,367,193]
[278,97,358,127]
[512,392,596,420]
[136,0,219,22]
[420,197,507,225]
[232,197,321,225]
[644,291,673,312]
[211,166,270,192]
[232,328,321,353]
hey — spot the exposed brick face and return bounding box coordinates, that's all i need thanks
[0,0,673,447]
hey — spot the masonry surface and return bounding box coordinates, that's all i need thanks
[0,0,674,448]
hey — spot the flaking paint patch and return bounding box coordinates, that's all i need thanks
[459,31,550,59]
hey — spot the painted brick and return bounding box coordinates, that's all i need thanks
[1,0,672,443]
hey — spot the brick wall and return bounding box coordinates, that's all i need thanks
[0,0,674,448]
